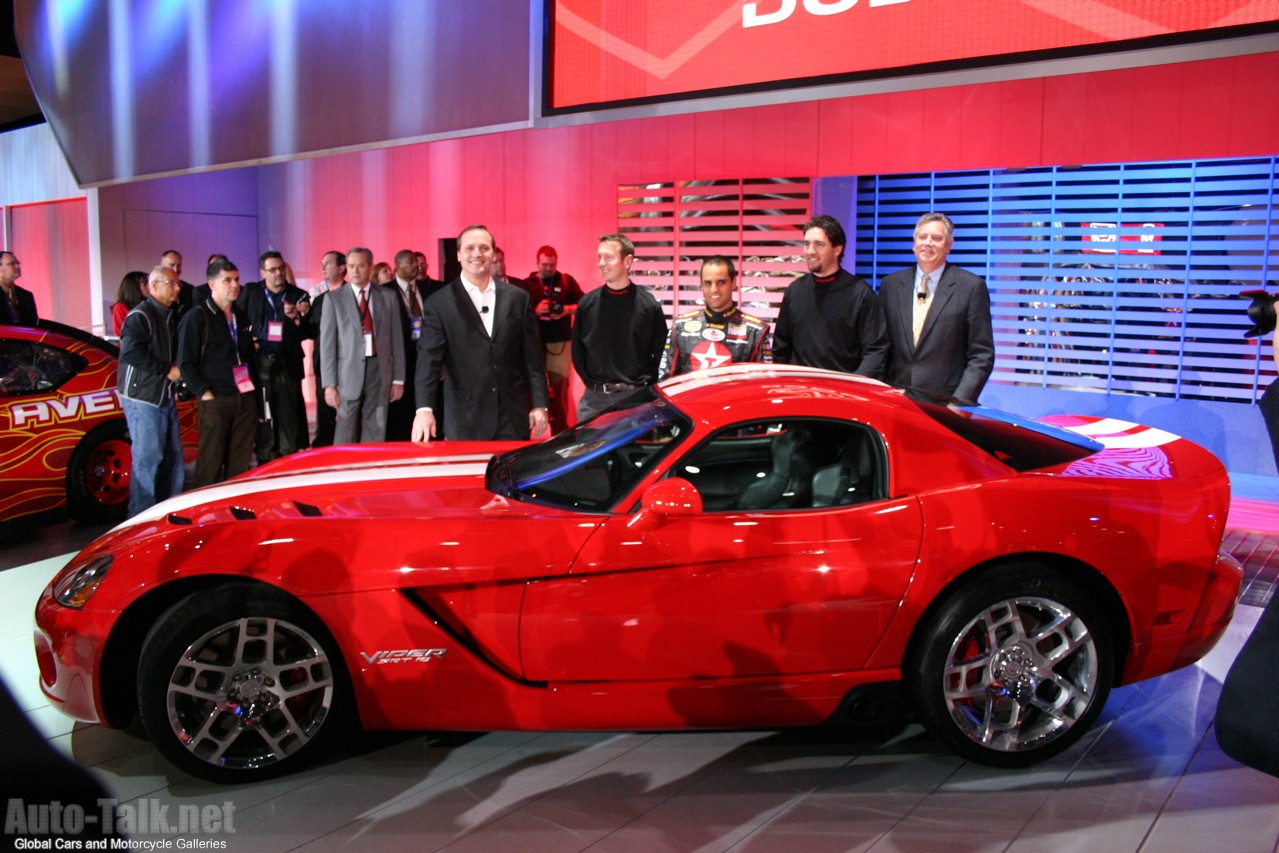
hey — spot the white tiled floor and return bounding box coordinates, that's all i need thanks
[4,545,1279,852]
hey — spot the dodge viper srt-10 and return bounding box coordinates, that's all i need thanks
[34,364,1241,781]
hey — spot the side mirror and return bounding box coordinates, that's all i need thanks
[627,477,703,531]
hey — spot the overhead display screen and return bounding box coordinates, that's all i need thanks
[548,0,1279,112]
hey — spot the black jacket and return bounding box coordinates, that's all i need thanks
[0,284,38,326]
[236,280,313,378]
[118,297,179,407]
[177,299,258,398]
[416,279,548,441]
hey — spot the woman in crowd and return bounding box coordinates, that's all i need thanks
[111,270,149,336]
[372,261,395,285]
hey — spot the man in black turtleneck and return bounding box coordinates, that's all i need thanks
[772,214,887,377]
[571,233,668,422]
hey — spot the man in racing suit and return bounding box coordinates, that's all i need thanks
[660,255,770,378]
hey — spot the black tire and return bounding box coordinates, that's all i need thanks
[908,564,1113,767]
[66,420,131,522]
[137,585,349,783]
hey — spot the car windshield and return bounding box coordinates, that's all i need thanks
[913,400,1104,472]
[487,390,693,512]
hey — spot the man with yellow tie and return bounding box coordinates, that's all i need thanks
[879,212,994,406]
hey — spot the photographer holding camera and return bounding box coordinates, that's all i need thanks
[1244,289,1279,472]
[118,266,186,515]
[524,245,583,433]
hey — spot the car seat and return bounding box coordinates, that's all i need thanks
[737,427,817,510]
[811,434,876,507]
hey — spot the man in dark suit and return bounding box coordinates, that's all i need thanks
[160,249,196,315]
[308,250,347,446]
[411,225,549,442]
[320,248,405,444]
[385,249,446,440]
[879,212,994,405]
[0,252,38,325]
[238,250,312,459]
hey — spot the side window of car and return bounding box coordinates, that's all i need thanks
[0,340,85,397]
[671,418,884,512]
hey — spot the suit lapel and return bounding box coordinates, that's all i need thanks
[898,273,916,350]
[450,280,489,338]
[490,284,506,340]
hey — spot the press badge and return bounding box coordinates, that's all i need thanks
[233,364,255,393]
[267,321,284,342]
[364,332,375,356]
[411,317,422,340]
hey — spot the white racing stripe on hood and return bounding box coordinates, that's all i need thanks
[114,458,493,532]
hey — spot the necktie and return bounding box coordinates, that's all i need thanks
[408,283,422,319]
[359,288,377,355]
[913,272,930,346]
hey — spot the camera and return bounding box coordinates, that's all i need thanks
[1242,289,1276,338]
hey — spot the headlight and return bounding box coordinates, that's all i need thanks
[52,554,113,608]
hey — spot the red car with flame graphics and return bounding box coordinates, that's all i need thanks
[0,321,196,529]
[34,365,1241,781]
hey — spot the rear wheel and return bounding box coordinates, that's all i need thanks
[66,420,130,522]
[137,586,349,782]
[909,564,1113,767]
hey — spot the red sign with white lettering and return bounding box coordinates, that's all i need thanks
[548,0,1279,110]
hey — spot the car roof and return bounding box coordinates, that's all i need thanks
[1,320,119,358]
[657,363,905,415]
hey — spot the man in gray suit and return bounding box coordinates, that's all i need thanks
[411,224,549,443]
[879,212,994,406]
[320,247,405,443]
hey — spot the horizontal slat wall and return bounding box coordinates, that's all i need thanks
[619,178,810,325]
[857,158,1277,404]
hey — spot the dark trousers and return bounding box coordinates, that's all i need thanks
[313,367,337,447]
[256,352,307,461]
[193,392,257,487]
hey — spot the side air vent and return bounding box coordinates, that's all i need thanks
[167,514,192,525]
[295,502,323,517]
[230,507,257,520]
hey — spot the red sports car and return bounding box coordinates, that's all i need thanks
[34,365,1241,781]
[0,321,197,529]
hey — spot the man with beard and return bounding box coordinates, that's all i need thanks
[772,214,887,377]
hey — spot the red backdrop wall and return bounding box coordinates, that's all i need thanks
[257,51,1279,291]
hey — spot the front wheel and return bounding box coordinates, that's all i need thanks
[66,420,131,522]
[137,586,348,782]
[909,564,1113,767]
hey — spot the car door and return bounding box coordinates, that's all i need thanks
[519,418,923,682]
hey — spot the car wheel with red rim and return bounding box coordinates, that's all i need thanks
[66,420,131,522]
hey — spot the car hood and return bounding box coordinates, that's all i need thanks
[108,441,541,535]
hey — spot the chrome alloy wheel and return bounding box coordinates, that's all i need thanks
[164,616,335,770]
[941,596,1099,754]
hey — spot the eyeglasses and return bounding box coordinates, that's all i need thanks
[264,266,287,274]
